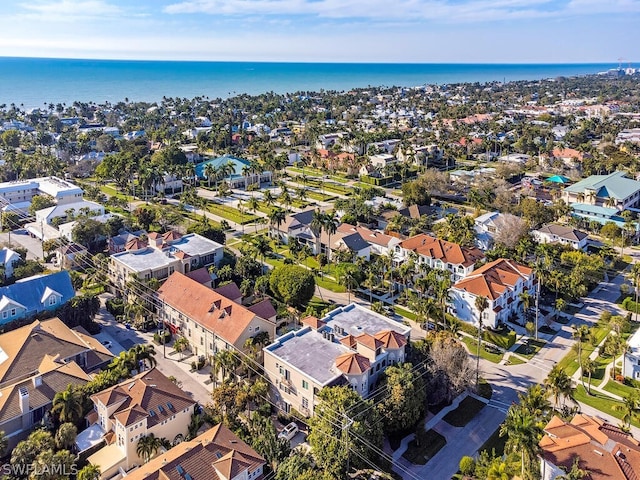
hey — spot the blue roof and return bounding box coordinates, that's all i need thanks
[194,155,251,179]
[570,203,627,227]
[0,271,75,323]
[564,171,640,200]
[546,175,570,184]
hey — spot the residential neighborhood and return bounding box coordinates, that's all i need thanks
[1,72,640,480]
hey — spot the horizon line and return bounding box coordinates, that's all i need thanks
[0,55,625,66]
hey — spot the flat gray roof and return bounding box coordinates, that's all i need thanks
[265,327,350,385]
[168,233,222,256]
[322,303,411,337]
[112,248,174,272]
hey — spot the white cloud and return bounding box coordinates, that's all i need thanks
[15,0,134,22]
[162,0,639,22]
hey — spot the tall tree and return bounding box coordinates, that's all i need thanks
[500,405,543,480]
[475,295,489,389]
[51,386,84,424]
[376,363,426,434]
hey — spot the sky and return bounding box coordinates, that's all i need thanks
[0,0,638,63]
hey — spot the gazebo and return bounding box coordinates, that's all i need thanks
[546,174,571,184]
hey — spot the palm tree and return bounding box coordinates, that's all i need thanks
[212,349,240,384]
[519,384,551,418]
[631,262,640,321]
[310,209,325,256]
[556,457,589,480]
[475,295,489,389]
[583,358,597,395]
[486,461,511,480]
[572,324,590,389]
[605,334,627,378]
[323,211,339,261]
[132,344,157,370]
[173,336,190,360]
[204,163,216,188]
[519,291,533,323]
[247,196,260,233]
[51,386,84,424]
[612,391,640,430]
[252,235,273,266]
[339,270,360,304]
[137,433,162,463]
[268,207,286,239]
[77,465,101,480]
[279,191,292,212]
[263,190,276,208]
[545,365,574,408]
[500,405,543,480]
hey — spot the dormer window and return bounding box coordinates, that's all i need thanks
[48,296,57,306]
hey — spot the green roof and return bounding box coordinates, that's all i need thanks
[564,171,640,200]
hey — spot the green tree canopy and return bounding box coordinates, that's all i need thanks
[269,265,315,307]
[376,363,426,434]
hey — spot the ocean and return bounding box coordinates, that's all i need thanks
[0,57,614,108]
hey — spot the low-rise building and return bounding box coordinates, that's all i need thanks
[109,231,223,290]
[0,247,21,279]
[394,234,484,281]
[0,271,75,325]
[623,327,640,381]
[562,171,640,213]
[533,224,589,250]
[157,272,276,362]
[86,368,197,479]
[264,303,410,416]
[449,258,534,329]
[539,414,640,480]
[0,317,112,449]
[0,176,83,207]
[124,424,266,480]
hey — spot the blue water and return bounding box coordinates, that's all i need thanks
[0,57,614,108]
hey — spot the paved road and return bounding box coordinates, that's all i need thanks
[394,269,638,480]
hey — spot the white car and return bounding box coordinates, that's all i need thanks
[278,422,299,441]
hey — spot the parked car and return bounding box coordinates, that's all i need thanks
[102,340,113,348]
[278,422,299,441]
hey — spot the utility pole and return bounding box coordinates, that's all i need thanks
[534,276,540,341]
[40,220,45,260]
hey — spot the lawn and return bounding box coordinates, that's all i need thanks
[315,276,346,293]
[460,336,503,364]
[395,307,417,321]
[478,426,507,457]
[573,385,640,428]
[483,329,516,349]
[100,184,133,200]
[557,325,610,376]
[602,379,637,399]
[402,429,447,465]
[506,355,526,365]
[514,339,546,359]
[207,202,259,225]
[305,190,336,202]
[443,396,486,427]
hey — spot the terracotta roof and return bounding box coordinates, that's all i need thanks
[148,232,161,240]
[0,318,113,386]
[301,316,326,330]
[399,234,484,267]
[172,251,190,259]
[340,334,357,349]
[123,424,265,480]
[125,238,147,251]
[453,258,532,300]
[539,414,640,480]
[162,230,183,242]
[374,330,407,349]
[335,352,370,374]
[158,272,266,347]
[337,224,396,248]
[354,333,383,350]
[90,368,196,429]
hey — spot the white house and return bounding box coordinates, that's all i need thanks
[624,327,640,381]
[449,258,535,329]
[533,224,589,250]
[0,247,21,279]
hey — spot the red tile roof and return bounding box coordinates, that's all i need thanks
[399,234,484,267]
[453,258,532,300]
[158,272,262,346]
[354,333,383,350]
[301,316,326,330]
[374,330,407,349]
[335,352,370,374]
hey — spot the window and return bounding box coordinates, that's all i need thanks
[2,312,6,319]
[302,397,309,409]
[302,380,309,390]
[48,296,57,306]
[10,308,16,317]
[200,337,204,345]
[254,326,260,331]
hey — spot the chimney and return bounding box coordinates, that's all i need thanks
[19,387,29,414]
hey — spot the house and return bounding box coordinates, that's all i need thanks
[108,231,147,255]
[34,200,105,227]
[449,258,535,329]
[0,176,83,208]
[337,224,401,256]
[157,272,276,361]
[273,209,315,245]
[368,154,398,171]
[264,303,410,416]
[124,424,266,480]
[0,247,21,279]
[474,212,528,251]
[539,414,640,480]
[55,242,89,269]
[546,147,584,167]
[533,224,589,250]
[86,369,197,479]
[109,231,223,290]
[562,171,640,213]
[623,327,640,381]
[394,234,485,281]
[194,155,271,189]
[0,318,113,449]
[0,271,75,324]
